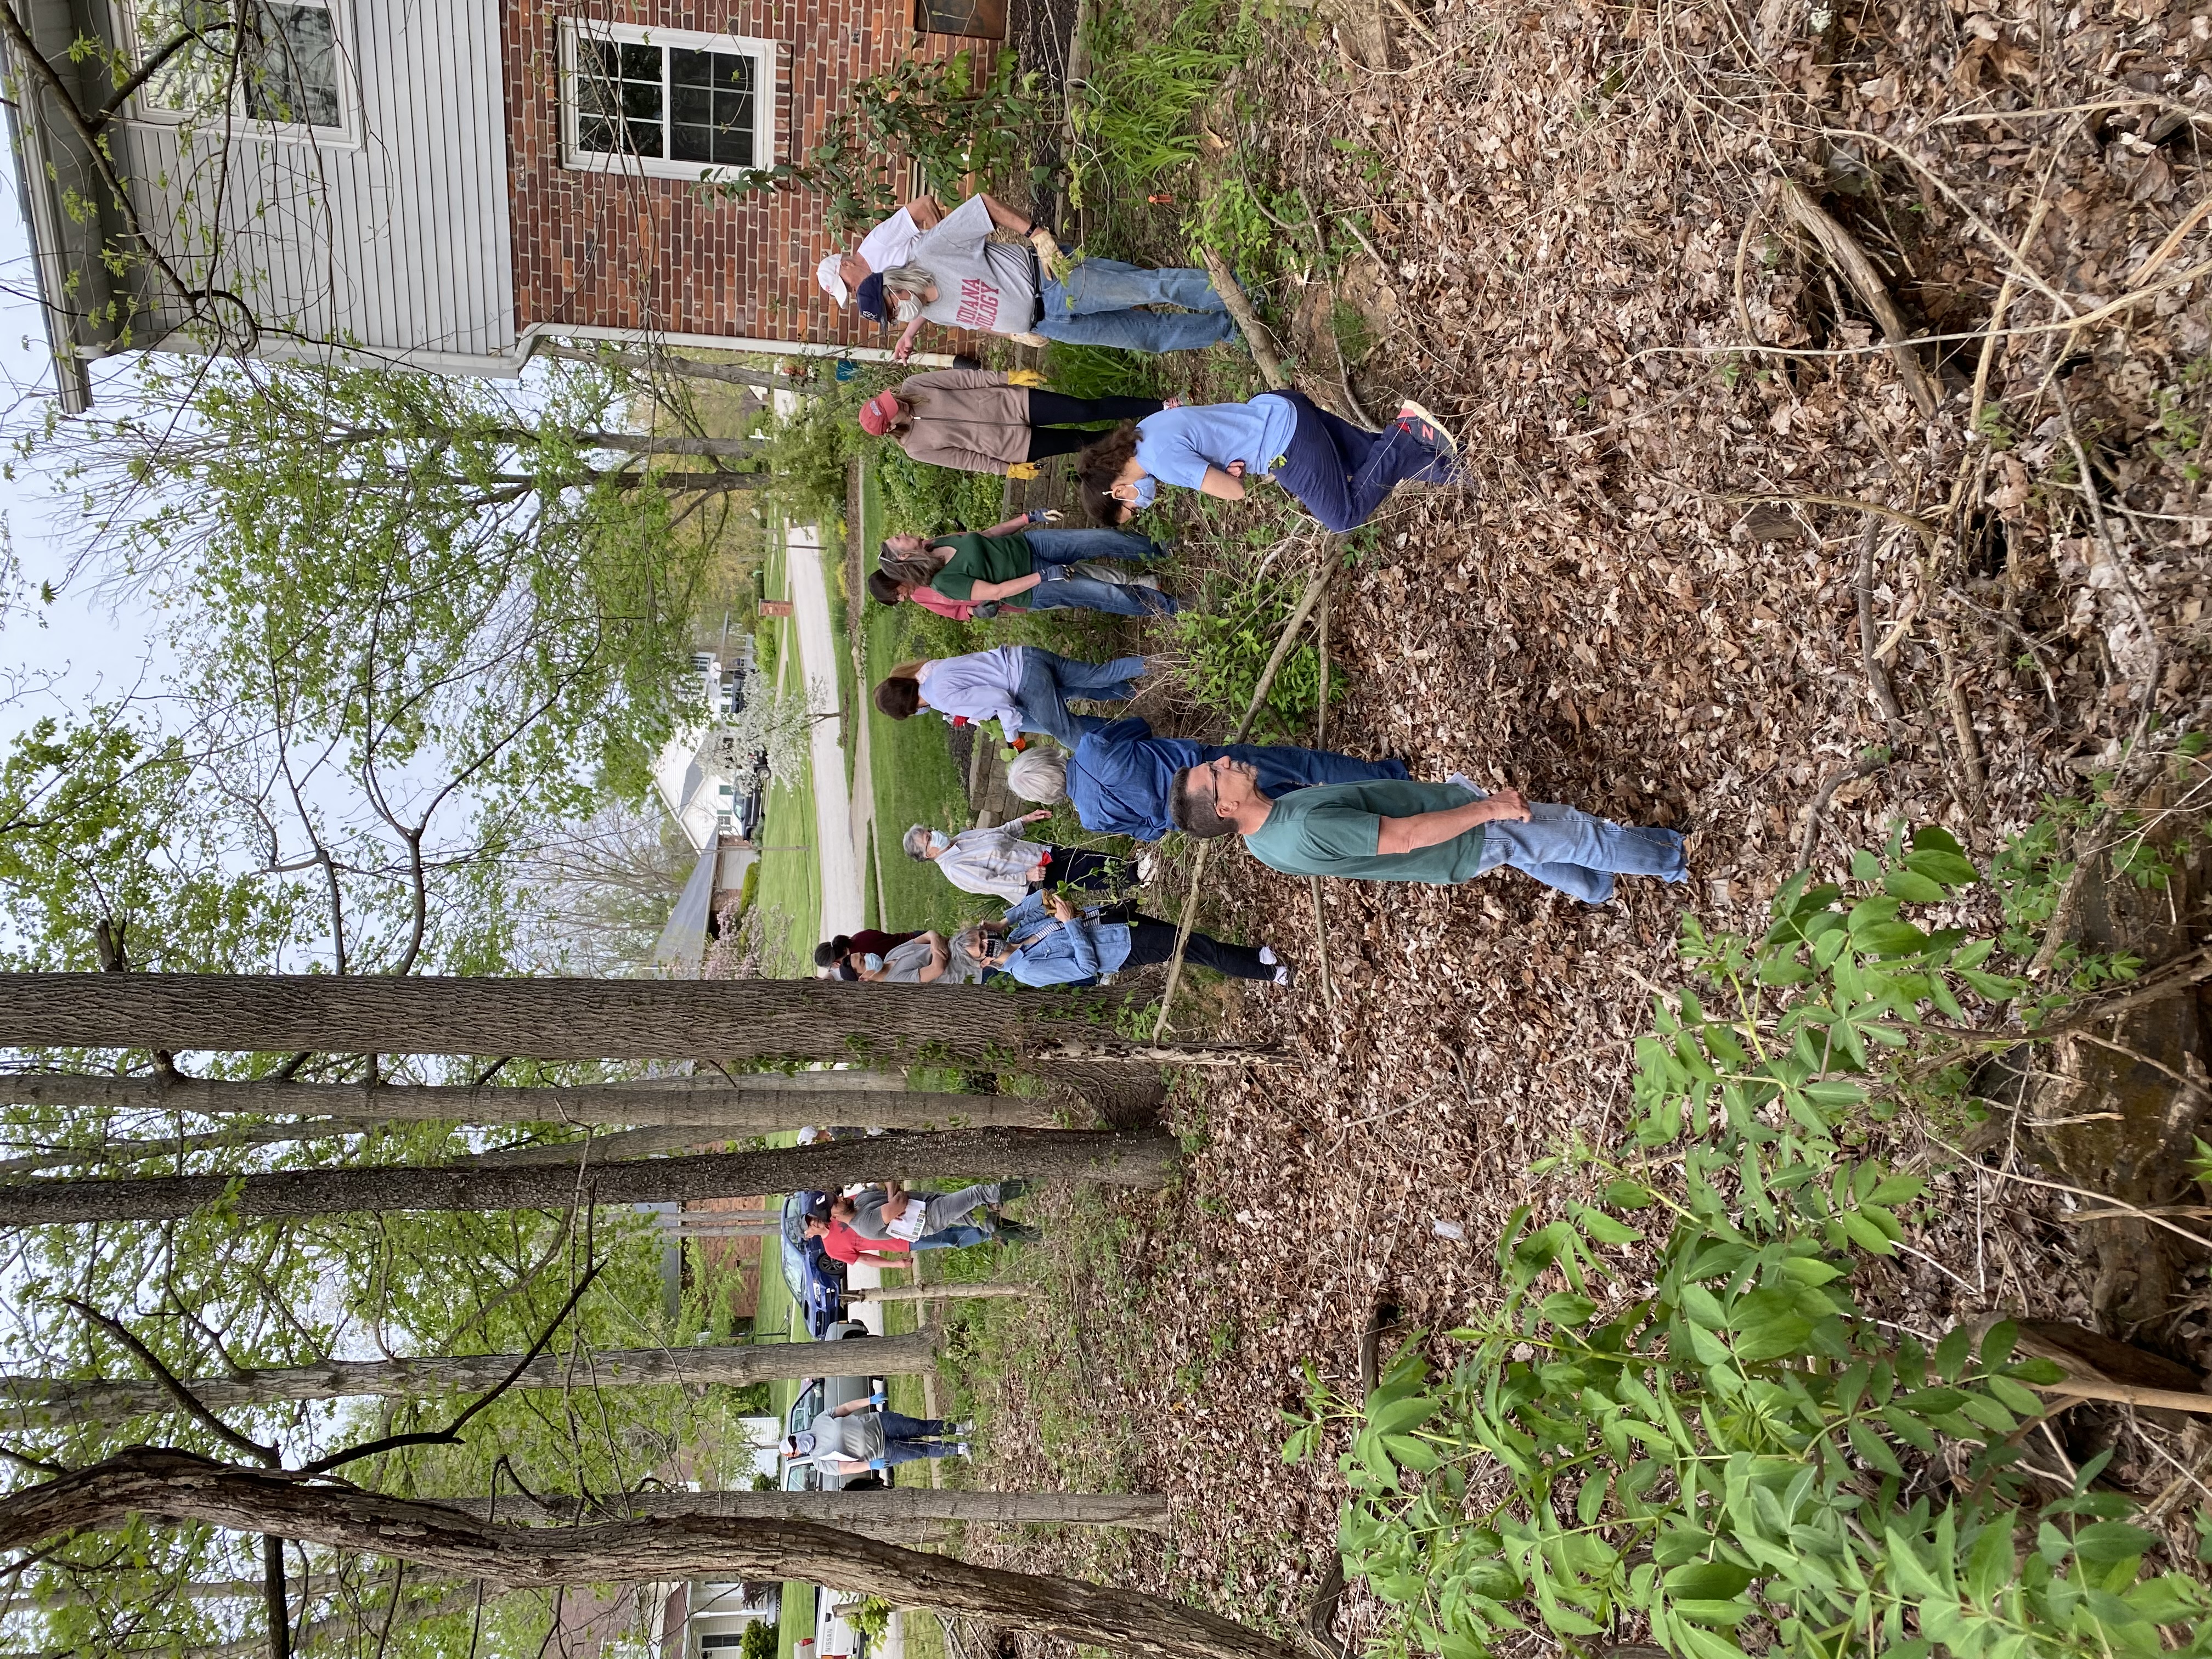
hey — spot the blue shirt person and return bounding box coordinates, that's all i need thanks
[1005,718,1409,843]
[962,890,1287,989]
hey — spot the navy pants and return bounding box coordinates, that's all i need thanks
[876,1410,964,1466]
[1270,390,1457,532]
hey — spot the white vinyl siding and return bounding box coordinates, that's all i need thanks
[120,0,514,363]
[558,19,774,182]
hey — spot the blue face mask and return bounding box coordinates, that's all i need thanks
[1122,473,1158,510]
[927,831,951,853]
[858,952,884,974]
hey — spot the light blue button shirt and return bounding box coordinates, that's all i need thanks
[994,889,1133,986]
[918,646,1029,737]
[1133,394,1301,491]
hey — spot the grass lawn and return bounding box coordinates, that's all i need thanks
[863,595,992,939]
[775,1583,817,1659]
[751,533,822,975]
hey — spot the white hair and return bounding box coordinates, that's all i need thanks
[901,823,934,861]
[1006,747,1067,805]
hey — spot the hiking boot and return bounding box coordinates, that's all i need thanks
[1396,399,1458,454]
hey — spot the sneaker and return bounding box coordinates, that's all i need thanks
[1135,852,1159,884]
[1272,962,1298,988]
[958,1418,975,1435]
[1259,945,1279,966]
[955,1443,973,1459]
[994,1220,1045,1244]
[1396,399,1458,455]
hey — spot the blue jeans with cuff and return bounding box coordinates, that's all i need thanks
[1014,650,1148,750]
[1459,786,1689,904]
[874,1410,964,1465]
[1037,260,1240,353]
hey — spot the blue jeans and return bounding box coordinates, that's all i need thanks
[912,1225,991,1251]
[1014,650,1147,749]
[1025,528,1177,616]
[1037,259,1240,353]
[875,1409,964,1465]
[1026,527,1165,565]
[1469,795,1689,904]
[1271,390,1456,532]
[1027,575,1180,617]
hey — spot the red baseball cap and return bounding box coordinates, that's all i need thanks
[857,391,901,436]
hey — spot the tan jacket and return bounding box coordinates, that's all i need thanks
[890,369,1040,475]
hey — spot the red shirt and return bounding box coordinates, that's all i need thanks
[820,1218,911,1265]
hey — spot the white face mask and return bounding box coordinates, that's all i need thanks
[927,831,951,854]
[894,294,924,323]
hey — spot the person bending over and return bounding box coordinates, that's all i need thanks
[1167,761,1688,904]
[872,647,1145,753]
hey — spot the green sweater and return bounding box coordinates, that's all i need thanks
[928,532,1034,601]
[1243,780,1489,884]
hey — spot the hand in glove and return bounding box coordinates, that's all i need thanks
[1006,461,1041,480]
[1007,368,1049,388]
[1024,508,1063,525]
[1029,227,1070,282]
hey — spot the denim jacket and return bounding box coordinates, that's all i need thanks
[994,889,1132,988]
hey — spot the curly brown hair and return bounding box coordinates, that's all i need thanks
[1076,423,1142,526]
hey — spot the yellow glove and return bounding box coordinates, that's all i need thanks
[1007,368,1048,388]
[1006,462,1041,479]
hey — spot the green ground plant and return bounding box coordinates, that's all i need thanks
[705,52,1049,236]
[1291,821,2212,1659]
[1170,551,1340,738]
[1067,0,1251,211]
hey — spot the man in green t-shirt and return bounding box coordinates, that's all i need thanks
[875,525,1180,617]
[1167,760,1688,904]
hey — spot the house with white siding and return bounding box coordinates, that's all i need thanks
[2,0,980,410]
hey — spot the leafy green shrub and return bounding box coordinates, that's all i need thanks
[1290,824,2211,1659]
[739,1617,777,1659]
[703,50,1051,235]
[847,1598,894,1643]
[1169,560,1335,738]
[876,446,1006,536]
[1042,342,1161,402]
[1067,0,1251,209]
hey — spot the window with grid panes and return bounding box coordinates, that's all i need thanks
[565,23,769,176]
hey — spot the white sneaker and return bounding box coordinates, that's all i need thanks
[1272,962,1297,988]
[1136,853,1158,884]
[1259,945,1279,966]
[955,1443,973,1459]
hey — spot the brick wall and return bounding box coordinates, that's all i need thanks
[504,1,968,347]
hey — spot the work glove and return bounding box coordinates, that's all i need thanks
[1007,368,1049,388]
[1037,564,1068,582]
[870,1390,887,1406]
[1006,461,1041,480]
[868,1457,889,1471]
[1025,509,1063,525]
[1028,227,1069,281]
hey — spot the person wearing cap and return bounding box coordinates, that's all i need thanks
[857,370,1170,479]
[813,194,945,309]
[781,1399,972,1474]
[872,647,1145,753]
[901,814,1137,905]
[1077,392,1460,533]
[873,521,1181,619]
[862,193,1240,360]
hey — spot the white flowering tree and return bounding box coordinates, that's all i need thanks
[696,680,830,789]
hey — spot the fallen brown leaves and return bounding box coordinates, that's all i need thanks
[962,0,2212,1640]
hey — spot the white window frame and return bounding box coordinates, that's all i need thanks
[558,18,775,182]
[116,0,360,146]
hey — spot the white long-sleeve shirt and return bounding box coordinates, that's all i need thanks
[916,648,1027,739]
[932,822,1041,902]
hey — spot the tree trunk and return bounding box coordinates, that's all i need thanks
[0,1117,388,1176]
[846,1283,1029,1304]
[0,1332,938,1429]
[437,1489,1166,1531]
[603,469,768,492]
[534,342,789,393]
[0,1450,1301,1659]
[0,1073,1072,1131]
[0,1128,1175,1226]
[0,973,1205,1065]
[572,431,769,458]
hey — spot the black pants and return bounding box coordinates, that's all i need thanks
[1119,917,1272,981]
[1024,391,1166,462]
[1027,847,1139,898]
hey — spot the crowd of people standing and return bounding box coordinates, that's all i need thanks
[799,187,1692,1002]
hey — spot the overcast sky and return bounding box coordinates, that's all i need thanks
[0,167,173,750]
